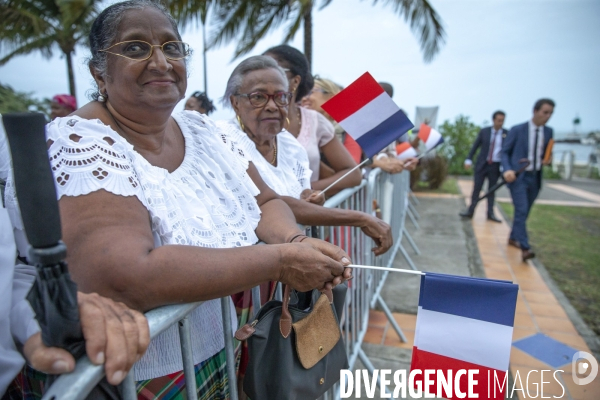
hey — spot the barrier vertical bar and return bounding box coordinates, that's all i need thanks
[399,244,418,271]
[407,207,420,229]
[251,285,261,317]
[409,189,420,206]
[178,316,198,400]
[408,199,421,219]
[221,297,239,400]
[376,297,407,342]
[403,227,421,255]
[121,372,137,400]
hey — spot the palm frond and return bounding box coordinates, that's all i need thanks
[230,1,297,58]
[282,2,309,43]
[0,36,56,66]
[317,0,334,11]
[0,3,53,45]
[174,0,445,64]
[208,0,256,50]
[165,0,210,29]
[371,0,445,62]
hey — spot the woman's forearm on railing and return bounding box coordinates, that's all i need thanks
[281,196,370,228]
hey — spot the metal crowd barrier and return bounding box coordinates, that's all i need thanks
[42,169,420,400]
[321,169,419,399]
[42,302,203,400]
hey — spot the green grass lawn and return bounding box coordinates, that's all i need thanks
[499,203,600,336]
[413,177,460,195]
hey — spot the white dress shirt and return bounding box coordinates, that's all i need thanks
[526,120,545,171]
[464,127,504,166]
[489,128,503,163]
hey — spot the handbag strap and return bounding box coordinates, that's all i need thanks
[280,285,293,338]
[279,285,334,339]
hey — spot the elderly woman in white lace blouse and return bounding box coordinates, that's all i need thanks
[217,56,393,256]
[5,1,350,398]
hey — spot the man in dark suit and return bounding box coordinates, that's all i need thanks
[502,99,554,261]
[460,111,506,222]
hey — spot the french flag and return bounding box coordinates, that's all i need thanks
[321,72,414,158]
[418,123,444,151]
[411,273,518,399]
[396,142,418,161]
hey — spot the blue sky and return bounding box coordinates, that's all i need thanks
[1,0,599,136]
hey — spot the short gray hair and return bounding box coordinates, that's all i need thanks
[221,56,287,108]
[87,0,182,100]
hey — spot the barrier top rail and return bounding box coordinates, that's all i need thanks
[322,179,367,209]
[42,302,203,400]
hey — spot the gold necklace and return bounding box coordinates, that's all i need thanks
[270,138,277,165]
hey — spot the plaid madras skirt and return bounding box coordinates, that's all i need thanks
[6,348,229,400]
[137,348,229,400]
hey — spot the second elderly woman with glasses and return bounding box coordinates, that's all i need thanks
[263,45,363,197]
[5,1,351,398]
[217,56,392,256]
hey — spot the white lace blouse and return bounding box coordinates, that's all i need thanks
[216,120,312,199]
[5,111,262,380]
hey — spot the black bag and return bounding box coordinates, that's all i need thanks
[235,284,348,400]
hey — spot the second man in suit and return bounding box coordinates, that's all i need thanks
[460,111,507,222]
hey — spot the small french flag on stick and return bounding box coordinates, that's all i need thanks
[418,123,444,151]
[321,72,414,159]
[396,142,418,161]
[411,273,518,399]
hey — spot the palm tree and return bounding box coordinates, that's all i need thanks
[164,0,211,95]
[0,0,101,99]
[205,0,445,70]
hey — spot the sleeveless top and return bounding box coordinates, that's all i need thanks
[216,120,312,198]
[5,111,262,380]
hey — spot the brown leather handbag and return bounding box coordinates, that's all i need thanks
[235,284,348,400]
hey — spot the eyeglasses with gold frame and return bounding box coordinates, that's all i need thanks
[98,40,191,61]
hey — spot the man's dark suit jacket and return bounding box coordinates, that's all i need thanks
[501,122,553,184]
[466,126,506,173]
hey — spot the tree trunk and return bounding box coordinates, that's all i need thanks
[65,51,76,99]
[303,3,313,72]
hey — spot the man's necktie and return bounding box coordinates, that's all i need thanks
[533,127,540,170]
[487,130,497,164]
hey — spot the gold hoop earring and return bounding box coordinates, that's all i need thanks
[286,117,291,128]
[236,115,245,132]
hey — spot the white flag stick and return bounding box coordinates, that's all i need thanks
[403,146,438,168]
[348,264,425,275]
[319,158,371,197]
[417,146,438,159]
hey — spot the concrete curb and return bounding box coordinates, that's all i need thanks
[461,215,487,279]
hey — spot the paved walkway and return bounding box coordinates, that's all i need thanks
[361,181,600,399]
[458,179,600,399]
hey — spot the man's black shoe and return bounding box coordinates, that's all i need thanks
[508,239,521,249]
[487,214,502,223]
[522,249,536,261]
[459,211,473,219]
